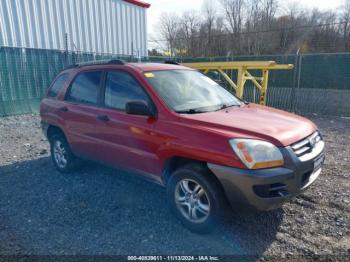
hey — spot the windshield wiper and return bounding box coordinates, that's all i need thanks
[176,108,206,114]
[215,103,240,111]
[177,103,241,114]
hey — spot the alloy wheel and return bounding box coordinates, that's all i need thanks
[53,140,67,169]
[174,179,211,224]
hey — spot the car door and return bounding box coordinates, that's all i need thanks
[60,70,105,160]
[92,70,162,178]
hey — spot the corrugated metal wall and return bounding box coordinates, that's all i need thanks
[0,0,148,56]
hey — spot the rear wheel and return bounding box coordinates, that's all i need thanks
[167,164,226,233]
[50,134,78,173]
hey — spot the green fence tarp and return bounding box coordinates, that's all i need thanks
[1,47,350,116]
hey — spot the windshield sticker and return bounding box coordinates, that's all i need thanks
[144,72,155,78]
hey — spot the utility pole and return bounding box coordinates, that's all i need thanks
[291,48,300,112]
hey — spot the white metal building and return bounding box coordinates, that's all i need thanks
[0,0,150,56]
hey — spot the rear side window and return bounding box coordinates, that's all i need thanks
[47,74,69,98]
[105,71,150,110]
[66,71,102,105]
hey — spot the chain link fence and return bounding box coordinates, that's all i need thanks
[179,53,350,116]
[0,46,349,116]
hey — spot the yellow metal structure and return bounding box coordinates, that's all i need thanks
[182,61,294,105]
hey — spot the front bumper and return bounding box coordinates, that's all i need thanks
[208,144,325,211]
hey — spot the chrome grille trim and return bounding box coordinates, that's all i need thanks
[292,138,310,151]
[291,131,324,161]
[295,146,310,156]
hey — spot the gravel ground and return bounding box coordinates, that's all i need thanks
[0,114,349,259]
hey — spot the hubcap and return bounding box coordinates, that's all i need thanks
[174,179,210,224]
[53,140,67,169]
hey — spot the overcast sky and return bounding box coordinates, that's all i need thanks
[146,0,344,38]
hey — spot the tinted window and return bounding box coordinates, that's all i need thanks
[47,74,69,98]
[105,71,150,110]
[67,71,102,105]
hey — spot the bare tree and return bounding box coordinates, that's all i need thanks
[220,0,245,54]
[262,0,278,26]
[153,0,350,56]
[202,0,217,56]
[245,0,262,54]
[342,0,350,50]
[179,11,200,56]
[158,13,180,56]
[257,0,279,53]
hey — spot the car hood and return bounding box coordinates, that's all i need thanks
[181,104,316,146]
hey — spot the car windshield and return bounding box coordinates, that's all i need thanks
[144,70,243,113]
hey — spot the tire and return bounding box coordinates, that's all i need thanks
[49,133,78,173]
[167,163,226,233]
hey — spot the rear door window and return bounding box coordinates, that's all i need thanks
[104,71,151,110]
[66,71,103,105]
[47,73,69,98]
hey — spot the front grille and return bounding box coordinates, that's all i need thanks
[291,131,322,158]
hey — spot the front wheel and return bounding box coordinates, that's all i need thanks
[167,164,226,233]
[50,134,78,173]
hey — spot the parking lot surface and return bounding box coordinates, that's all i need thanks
[0,114,349,258]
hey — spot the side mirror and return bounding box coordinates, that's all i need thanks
[126,101,156,118]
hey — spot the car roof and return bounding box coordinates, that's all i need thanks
[127,62,192,72]
[62,61,194,74]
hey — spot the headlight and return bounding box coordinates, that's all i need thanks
[229,139,284,169]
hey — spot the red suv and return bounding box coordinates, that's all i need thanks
[40,60,325,232]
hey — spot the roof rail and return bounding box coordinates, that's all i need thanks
[76,59,126,67]
[107,59,126,65]
[63,59,126,70]
[164,60,180,65]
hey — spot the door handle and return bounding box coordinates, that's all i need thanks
[58,106,68,112]
[97,115,110,122]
